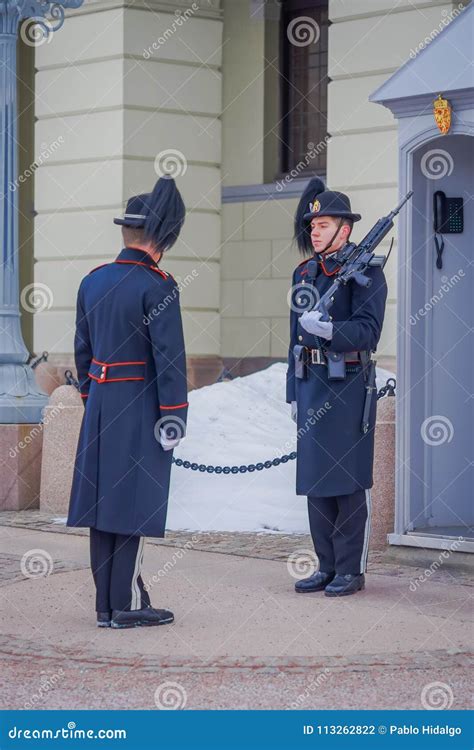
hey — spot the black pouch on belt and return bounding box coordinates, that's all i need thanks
[293,345,307,380]
[326,351,346,380]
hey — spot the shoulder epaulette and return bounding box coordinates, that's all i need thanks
[89,263,110,275]
[149,266,169,280]
[296,257,311,272]
[298,257,312,267]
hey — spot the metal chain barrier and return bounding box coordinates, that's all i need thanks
[172,378,396,473]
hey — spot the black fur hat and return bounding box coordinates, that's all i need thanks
[114,176,185,252]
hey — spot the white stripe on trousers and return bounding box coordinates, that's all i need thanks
[130,536,145,610]
[360,489,372,574]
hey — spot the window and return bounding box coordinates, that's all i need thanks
[280,0,329,176]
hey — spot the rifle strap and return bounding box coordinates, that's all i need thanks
[319,218,344,254]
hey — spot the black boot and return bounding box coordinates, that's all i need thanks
[295,571,335,593]
[324,573,365,597]
[96,610,112,628]
[111,606,174,629]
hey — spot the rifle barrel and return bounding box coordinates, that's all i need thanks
[388,190,413,220]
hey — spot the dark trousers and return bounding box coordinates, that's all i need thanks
[89,528,151,613]
[307,489,372,575]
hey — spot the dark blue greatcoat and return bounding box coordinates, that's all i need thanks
[67,247,188,538]
[286,248,388,498]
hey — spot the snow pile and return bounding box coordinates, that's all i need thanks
[167,363,395,534]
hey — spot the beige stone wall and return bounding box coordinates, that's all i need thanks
[221,198,300,360]
[220,0,298,360]
[33,0,223,358]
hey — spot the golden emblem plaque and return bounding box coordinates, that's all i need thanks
[433,94,451,135]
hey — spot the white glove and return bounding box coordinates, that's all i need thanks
[159,427,181,451]
[300,310,333,340]
[291,401,297,424]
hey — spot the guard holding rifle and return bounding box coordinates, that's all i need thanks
[287,177,389,596]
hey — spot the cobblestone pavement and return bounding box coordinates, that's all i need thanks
[1,634,471,710]
[0,511,472,710]
[1,510,472,584]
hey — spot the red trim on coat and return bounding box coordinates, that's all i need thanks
[114,260,168,279]
[160,402,188,409]
[297,255,340,277]
[92,358,146,367]
[88,358,146,384]
[319,260,340,277]
[80,393,89,398]
[88,372,145,384]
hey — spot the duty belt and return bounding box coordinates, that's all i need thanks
[305,348,362,366]
[293,345,368,381]
[88,358,146,383]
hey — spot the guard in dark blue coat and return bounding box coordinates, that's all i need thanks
[67,176,188,628]
[287,178,388,596]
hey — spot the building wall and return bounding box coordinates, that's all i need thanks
[220,0,298,364]
[33,0,223,368]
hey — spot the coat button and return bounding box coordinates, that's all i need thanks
[301,280,305,284]
[298,335,303,341]
[297,297,302,304]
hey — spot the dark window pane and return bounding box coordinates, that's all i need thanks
[280,0,329,175]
